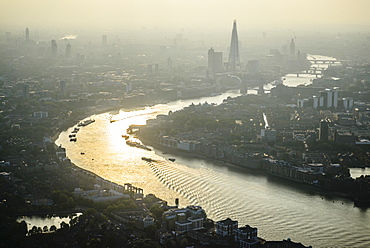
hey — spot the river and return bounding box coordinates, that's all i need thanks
[56,55,370,247]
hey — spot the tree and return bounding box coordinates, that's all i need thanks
[149,204,164,221]
[50,225,57,232]
[144,224,158,240]
[131,238,162,248]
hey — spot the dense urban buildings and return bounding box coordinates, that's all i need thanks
[0,16,370,247]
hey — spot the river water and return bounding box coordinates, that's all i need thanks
[56,55,370,247]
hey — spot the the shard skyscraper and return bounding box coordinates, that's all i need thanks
[228,20,240,71]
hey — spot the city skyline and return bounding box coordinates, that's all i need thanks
[1,0,370,32]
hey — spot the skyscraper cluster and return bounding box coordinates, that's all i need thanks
[207,20,241,74]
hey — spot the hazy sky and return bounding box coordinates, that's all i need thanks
[1,0,370,32]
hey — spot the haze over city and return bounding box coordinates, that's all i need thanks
[2,0,370,32]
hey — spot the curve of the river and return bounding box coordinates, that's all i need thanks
[56,55,370,247]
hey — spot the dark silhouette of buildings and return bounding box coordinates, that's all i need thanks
[319,120,329,141]
[228,20,240,71]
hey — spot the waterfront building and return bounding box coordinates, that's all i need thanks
[56,145,67,160]
[163,205,206,232]
[228,20,240,71]
[177,140,198,151]
[236,225,259,248]
[186,205,207,219]
[208,47,223,74]
[175,216,204,233]
[216,218,238,237]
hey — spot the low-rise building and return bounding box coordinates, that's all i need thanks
[216,218,238,237]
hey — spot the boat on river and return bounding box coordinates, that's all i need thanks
[78,119,95,127]
[126,140,152,151]
[71,128,80,133]
[142,157,155,162]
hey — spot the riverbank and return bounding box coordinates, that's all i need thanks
[137,134,370,208]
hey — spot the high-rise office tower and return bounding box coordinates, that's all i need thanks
[319,89,339,108]
[23,83,30,99]
[102,35,107,46]
[167,57,172,68]
[319,120,329,141]
[25,27,29,41]
[60,81,66,95]
[290,39,295,57]
[208,48,223,74]
[66,43,71,58]
[51,39,57,58]
[228,20,240,71]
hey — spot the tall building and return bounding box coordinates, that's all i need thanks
[319,120,329,141]
[59,81,66,95]
[102,35,107,46]
[25,27,29,41]
[208,47,223,74]
[228,20,240,71]
[167,57,172,68]
[319,89,339,108]
[290,38,295,57]
[66,43,71,58]
[23,83,30,99]
[51,39,57,58]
